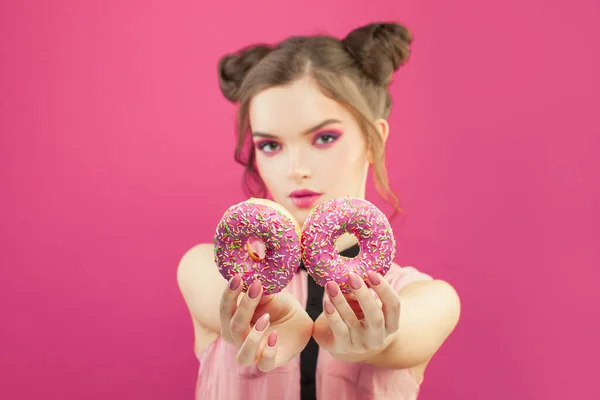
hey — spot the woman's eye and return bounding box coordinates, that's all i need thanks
[314,133,339,145]
[256,141,280,153]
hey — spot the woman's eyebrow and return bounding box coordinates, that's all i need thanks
[252,118,342,138]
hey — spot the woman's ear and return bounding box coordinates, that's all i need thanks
[376,118,390,143]
[367,119,390,163]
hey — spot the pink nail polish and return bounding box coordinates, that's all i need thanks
[367,270,381,286]
[268,331,278,347]
[255,313,269,332]
[229,275,241,290]
[248,280,261,299]
[326,282,339,297]
[348,273,363,290]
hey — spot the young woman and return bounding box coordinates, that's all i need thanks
[177,21,461,400]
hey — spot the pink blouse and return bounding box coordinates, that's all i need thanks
[195,265,433,400]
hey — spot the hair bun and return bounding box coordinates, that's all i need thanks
[217,44,274,102]
[342,22,413,86]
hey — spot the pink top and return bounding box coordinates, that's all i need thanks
[195,265,433,400]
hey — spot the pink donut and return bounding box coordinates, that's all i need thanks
[300,196,396,294]
[213,198,301,294]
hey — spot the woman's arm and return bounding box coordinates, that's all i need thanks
[177,243,314,367]
[314,272,461,370]
[350,279,461,369]
[177,243,226,336]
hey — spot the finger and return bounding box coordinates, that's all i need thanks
[236,313,271,366]
[229,279,263,345]
[369,288,383,307]
[343,289,381,306]
[348,272,384,330]
[219,274,243,343]
[325,281,362,346]
[257,330,279,372]
[323,296,352,353]
[366,271,402,334]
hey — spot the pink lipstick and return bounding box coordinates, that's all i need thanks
[289,189,322,208]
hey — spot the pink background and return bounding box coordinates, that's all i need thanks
[1,1,598,399]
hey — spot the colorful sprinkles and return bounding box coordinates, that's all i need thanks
[300,196,396,294]
[213,198,301,294]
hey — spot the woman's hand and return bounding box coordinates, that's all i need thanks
[220,274,313,372]
[312,270,401,362]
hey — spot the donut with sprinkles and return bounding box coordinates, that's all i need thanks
[300,196,396,294]
[213,198,301,294]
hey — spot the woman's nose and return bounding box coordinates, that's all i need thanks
[287,148,312,181]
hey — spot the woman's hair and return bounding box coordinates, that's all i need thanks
[217,22,413,216]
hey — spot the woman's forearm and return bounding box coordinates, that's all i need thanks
[332,280,461,369]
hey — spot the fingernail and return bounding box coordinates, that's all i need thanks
[229,275,241,290]
[268,331,278,347]
[248,280,261,299]
[326,282,339,298]
[348,273,363,290]
[367,270,381,286]
[255,313,269,332]
[324,299,335,314]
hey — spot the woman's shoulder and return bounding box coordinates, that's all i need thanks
[177,243,217,290]
[177,242,224,298]
[180,242,215,262]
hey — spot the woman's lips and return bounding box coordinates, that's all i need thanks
[289,189,322,208]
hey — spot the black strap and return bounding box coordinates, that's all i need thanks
[299,244,360,400]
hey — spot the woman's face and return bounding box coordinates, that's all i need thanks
[248,75,379,226]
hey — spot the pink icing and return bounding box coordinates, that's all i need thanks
[300,196,396,294]
[213,199,301,294]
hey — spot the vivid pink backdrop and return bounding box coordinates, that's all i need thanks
[1,1,598,399]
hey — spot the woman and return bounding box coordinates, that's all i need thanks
[177,21,461,400]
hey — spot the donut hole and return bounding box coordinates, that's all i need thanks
[246,236,266,261]
[334,232,360,258]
